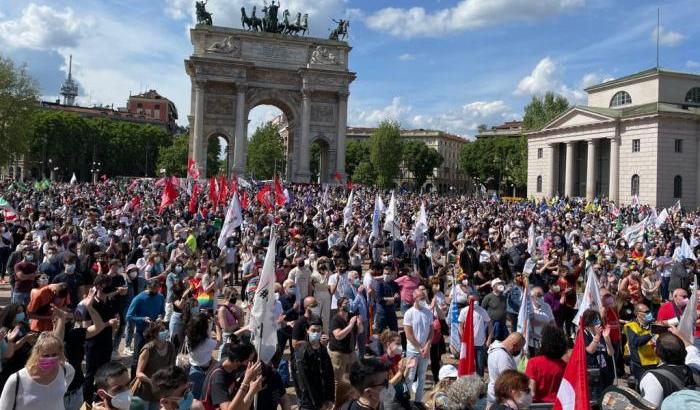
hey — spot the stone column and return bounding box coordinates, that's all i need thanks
[564,141,575,198]
[233,84,247,176]
[586,139,597,200]
[336,91,348,181]
[298,89,312,182]
[609,136,620,204]
[546,143,556,197]
[192,80,206,178]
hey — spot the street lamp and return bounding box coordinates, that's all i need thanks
[92,161,101,184]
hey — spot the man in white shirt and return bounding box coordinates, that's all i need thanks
[530,286,555,353]
[404,288,434,402]
[328,260,353,312]
[288,257,312,301]
[458,294,492,376]
[486,332,525,405]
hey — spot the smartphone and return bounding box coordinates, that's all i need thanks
[650,324,669,334]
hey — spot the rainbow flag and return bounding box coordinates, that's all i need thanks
[197,292,215,309]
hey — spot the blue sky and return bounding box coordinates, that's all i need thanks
[0,0,699,137]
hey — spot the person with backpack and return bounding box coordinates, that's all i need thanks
[200,342,255,409]
[639,326,700,407]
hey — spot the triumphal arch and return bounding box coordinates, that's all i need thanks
[185,11,355,183]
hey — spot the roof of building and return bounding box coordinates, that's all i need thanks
[130,89,171,100]
[584,67,700,92]
[347,127,468,143]
[40,101,180,132]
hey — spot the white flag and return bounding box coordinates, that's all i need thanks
[370,194,385,239]
[516,281,532,356]
[631,194,640,208]
[678,276,698,343]
[672,199,682,214]
[384,191,400,238]
[413,202,428,249]
[656,209,669,228]
[527,224,537,255]
[448,284,461,354]
[217,192,243,249]
[70,173,77,184]
[673,237,697,261]
[622,217,647,247]
[321,184,329,206]
[343,190,354,227]
[249,227,279,364]
[573,264,602,325]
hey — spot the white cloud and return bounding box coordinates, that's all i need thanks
[350,97,515,136]
[652,26,685,47]
[165,0,346,37]
[365,0,585,38]
[514,57,607,103]
[398,53,415,61]
[0,3,92,50]
[687,60,700,69]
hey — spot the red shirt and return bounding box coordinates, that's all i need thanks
[27,287,70,332]
[604,307,621,343]
[525,355,566,403]
[657,301,683,323]
[394,275,421,304]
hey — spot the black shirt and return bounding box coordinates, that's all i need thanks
[329,314,354,353]
[292,315,309,342]
[86,297,117,347]
[52,272,85,309]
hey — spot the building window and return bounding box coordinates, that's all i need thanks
[155,104,160,109]
[631,174,640,196]
[610,91,632,107]
[537,148,543,159]
[137,103,143,108]
[674,175,682,198]
[675,139,683,153]
[536,176,542,193]
[632,139,640,152]
[686,87,700,104]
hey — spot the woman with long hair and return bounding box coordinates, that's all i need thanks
[132,321,176,410]
[185,312,217,399]
[0,332,75,409]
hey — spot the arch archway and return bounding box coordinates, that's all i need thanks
[203,131,233,177]
[311,137,331,183]
[185,26,355,182]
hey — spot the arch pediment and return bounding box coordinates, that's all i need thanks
[542,107,618,131]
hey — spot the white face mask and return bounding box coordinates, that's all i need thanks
[107,390,132,410]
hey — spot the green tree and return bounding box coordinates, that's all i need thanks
[369,120,403,189]
[345,139,370,178]
[206,136,222,177]
[0,55,39,167]
[459,136,527,193]
[522,92,569,131]
[352,160,376,185]
[310,141,321,182]
[247,121,285,179]
[157,134,189,176]
[402,141,444,189]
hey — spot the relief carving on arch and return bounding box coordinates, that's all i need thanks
[205,95,234,115]
[310,103,335,124]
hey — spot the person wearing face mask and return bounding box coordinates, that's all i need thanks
[346,358,393,410]
[371,262,399,334]
[395,268,422,314]
[529,286,555,354]
[92,361,139,410]
[52,254,83,310]
[152,366,197,410]
[348,270,370,358]
[294,318,335,410]
[458,293,492,377]
[330,297,363,405]
[165,262,186,323]
[200,342,257,410]
[310,263,332,334]
[486,332,525,406]
[0,333,75,410]
[288,257,312,302]
[492,370,532,410]
[625,303,660,384]
[482,278,508,342]
[132,321,176,409]
[292,296,322,349]
[657,288,689,327]
[126,279,166,376]
[27,282,70,332]
[403,288,434,402]
[581,309,615,402]
[11,246,37,306]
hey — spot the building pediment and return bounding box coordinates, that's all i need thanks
[541,107,618,131]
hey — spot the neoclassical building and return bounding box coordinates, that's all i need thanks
[527,68,700,208]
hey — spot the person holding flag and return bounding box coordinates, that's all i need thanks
[458,293,491,377]
[551,322,589,410]
[580,309,615,402]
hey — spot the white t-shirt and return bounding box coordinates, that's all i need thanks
[328,272,350,309]
[404,305,434,349]
[189,337,217,367]
[0,363,75,410]
[531,300,555,341]
[640,345,700,407]
[487,341,516,403]
[458,304,491,346]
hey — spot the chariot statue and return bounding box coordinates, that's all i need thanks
[329,19,349,41]
[195,0,213,26]
[241,6,262,31]
[240,2,308,36]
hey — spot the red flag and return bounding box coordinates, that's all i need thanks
[189,183,200,214]
[208,177,219,209]
[553,322,590,410]
[347,176,353,191]
[274,175,286,206]
[334,171,342,184]
[241,190,248,210]
[457,299,476,376]
[130,195,141,211]
[158,178,178,214]
[230,173,238,194]
[218,175,228,202]
[256,184,273,210]
[187,158,200,180]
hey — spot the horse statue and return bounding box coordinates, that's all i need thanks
[241,6,262,31]
[195,0,213,26]
[262,0,280,33]
[300,14,309,36]
[280,9,292,34]
[329,19,348,40]
[286,12,302,35]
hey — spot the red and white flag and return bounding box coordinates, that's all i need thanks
[553,322,590,410]
[274,175,287,206]
[457,299,476,376]
[187,158,200,180]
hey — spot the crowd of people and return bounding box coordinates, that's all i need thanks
[1,177,700,410]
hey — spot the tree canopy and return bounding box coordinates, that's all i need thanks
[522,92,570,131]
[346,139,370,178]
[402,140,443,189]
[0,55,39,167]
[459,136,527,192]
[369,120,403,189]
[157,133,189,176]
[247,121,285,179]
